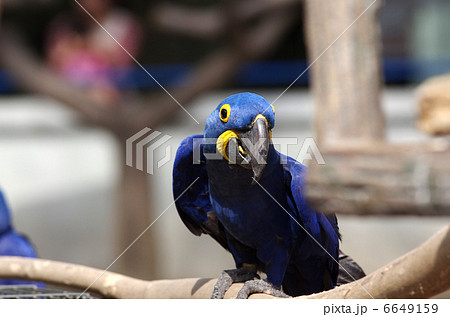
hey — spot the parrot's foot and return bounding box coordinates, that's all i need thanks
[236,280,291,299]
[211,265,258,299]
[336,251,366,286]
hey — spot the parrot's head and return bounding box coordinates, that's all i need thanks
[0,189,12,234]
[204,92,275,183]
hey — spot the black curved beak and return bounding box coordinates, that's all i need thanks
[226,117,269,184]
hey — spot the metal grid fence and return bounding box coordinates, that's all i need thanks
[0,285,93,299]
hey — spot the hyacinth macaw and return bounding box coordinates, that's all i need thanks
[173,92,363,298]
[0,189,43,286]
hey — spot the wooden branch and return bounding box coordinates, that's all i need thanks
[305,141,450,215]
[1,224,449,298]
[0,6,295,134]
[0,27,232,136]
[149,4,225,40]
[234,0,299,22]
[309,223,450,299]
[150,0,299,40]
[0,256,268,299]
[133,9,297,130]
[304,0,385,146]
[3,0,54,9]
[238,9,298,59]
[0,29,116,128]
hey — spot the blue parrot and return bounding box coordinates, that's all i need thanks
[173,92,359,298]
[0,188,43,286]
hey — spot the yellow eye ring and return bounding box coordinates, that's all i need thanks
[219,104,231,122]
[271,104,275,115]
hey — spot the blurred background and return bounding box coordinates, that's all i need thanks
[0,0,449,297]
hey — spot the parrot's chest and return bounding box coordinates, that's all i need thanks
[207,163,292,247]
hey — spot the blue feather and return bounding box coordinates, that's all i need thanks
[0,189,44,286]
[173,92,339,296]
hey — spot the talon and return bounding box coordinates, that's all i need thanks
[236,279,291,299]
[211,266,257,299]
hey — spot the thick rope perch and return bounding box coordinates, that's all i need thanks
[0,224,449,298]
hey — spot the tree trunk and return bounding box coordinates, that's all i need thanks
[114,139,156,280]
[304,0,385,146]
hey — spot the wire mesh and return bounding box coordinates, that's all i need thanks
[0,285,94,299]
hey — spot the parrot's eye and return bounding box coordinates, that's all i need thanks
[219,104,231,122]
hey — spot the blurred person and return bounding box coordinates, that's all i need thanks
[46,0,142,107]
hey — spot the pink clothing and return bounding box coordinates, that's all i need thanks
[46,8,141,89]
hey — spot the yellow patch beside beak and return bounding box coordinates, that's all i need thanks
[253,114,272,139]
[216,130,239,161]
[253,114,268,126]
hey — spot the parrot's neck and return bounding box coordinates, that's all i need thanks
[206,145,281,196]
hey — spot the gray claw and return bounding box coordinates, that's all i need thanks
[236,279,291,299]
[211,266,257,299]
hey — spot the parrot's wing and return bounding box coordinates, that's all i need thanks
[0,231,46,287]
[281,154,340,292]
[0,231,38,258]
[0,188,12,234]
[281,154,340,243]
[173,135,229,251]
